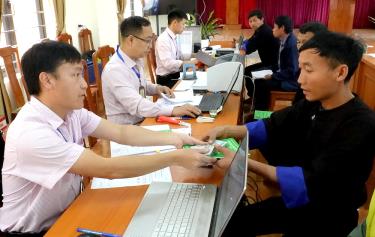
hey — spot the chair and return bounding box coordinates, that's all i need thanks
[269,91,296,111]
[82,60,97,147]
[56,33,73,45]
[78,28,95,54]
[92,45,115,117]
[0,46,29,122]
[146,34,157,85]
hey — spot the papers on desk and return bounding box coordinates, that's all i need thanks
[174,80,195,91]
[157,89,202,106]
[161,91,193,104]
[91,125,175,189]
[367,53,375,58]
[252,70,273,79]
[91,168,172,189]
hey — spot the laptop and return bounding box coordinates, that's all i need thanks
[123,134,249,237]
[198,63,241,112]
[196,50,217,67]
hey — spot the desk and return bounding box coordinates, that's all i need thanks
[45,94,242,237]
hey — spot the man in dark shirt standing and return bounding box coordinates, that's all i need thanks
[241,10,279,98]
[204,31,375,237]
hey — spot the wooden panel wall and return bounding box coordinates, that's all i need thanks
[328,0,356,33]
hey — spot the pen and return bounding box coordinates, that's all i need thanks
[77,227,121,237]
[171,116,192,120]
[156,116,190,126]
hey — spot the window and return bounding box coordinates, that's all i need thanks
[124,0,144,18]
[0,0,55,55]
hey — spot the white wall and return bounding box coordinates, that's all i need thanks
[94,0,118,47]
[65,0,100,52]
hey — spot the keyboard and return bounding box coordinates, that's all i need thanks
[198,93,224,112]
[152,183,203,237]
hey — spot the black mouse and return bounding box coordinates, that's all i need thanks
[77,234,97,237]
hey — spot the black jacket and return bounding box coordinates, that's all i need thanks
[245,24,279,71]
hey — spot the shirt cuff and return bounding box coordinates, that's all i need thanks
[276,166,309,208]
[240,40,248,50]
[246,120,267,149]
[160,104,174,116]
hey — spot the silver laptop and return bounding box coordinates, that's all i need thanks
[123,134,249,237]
[196,50,217,67]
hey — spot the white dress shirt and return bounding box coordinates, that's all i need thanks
[0,97,101,233]
[102,47,174,124]
[155,28,183,76]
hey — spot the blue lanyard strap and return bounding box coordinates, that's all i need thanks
[116,45,141,79]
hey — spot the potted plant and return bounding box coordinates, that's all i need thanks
[185,11,222,48]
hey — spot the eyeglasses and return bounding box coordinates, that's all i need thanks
[130,34,153,45]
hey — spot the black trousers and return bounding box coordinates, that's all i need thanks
[156,72,180,89]
[222,196,358,237]
[246,78,283,111]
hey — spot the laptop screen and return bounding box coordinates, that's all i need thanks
[221,63,241,106]
[210,133,248,237]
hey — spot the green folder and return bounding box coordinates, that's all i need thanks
[254,110,273,120]
[183,137,240,159]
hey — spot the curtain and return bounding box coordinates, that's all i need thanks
[239,0,256,28]
[52,0,65,36]
[0,0,3,31]
[117,0,126,23]
[353,0,375,29]
[256,0,330,28]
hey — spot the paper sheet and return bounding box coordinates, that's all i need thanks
[91,125,175,189]
[91,168,172,189]
[174,80,196,91]
[367,53,375,58]
[161,90,194,104]
[252,70,273,79]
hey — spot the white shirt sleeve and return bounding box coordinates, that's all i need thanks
[14,128,84,190]
[106,67,174,117]
[156,38,183,74]
[77,108,102,137]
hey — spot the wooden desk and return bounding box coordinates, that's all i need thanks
[45,94,242,237]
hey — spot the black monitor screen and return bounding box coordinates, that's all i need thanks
[154,0,196,15]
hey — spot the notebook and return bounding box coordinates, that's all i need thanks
[198,63,241,112]
[123,133,249,237]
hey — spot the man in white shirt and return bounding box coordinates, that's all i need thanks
[102,16,201,125]
[155,9,197,88]
[0,41,217,236]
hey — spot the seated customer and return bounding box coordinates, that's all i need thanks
[240,9,279,98]
[248,15,299,110]
[204,31,375,237]
[102,16,200,125]
[155,9,196,88]
[293,21,328,104]
[0,41,216,236]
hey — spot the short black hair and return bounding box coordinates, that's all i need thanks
[21,41,81,95]
[248,9,263,20]
[300,31,365,83]
[274,15,293,34]
[167,9,187,25]
[299,22,327,34]
[120,16,151,38]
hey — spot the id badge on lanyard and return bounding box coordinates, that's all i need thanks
[139,85,146,98]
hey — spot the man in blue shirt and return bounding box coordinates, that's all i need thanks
[248,15,299,111]
[205,31,375,236]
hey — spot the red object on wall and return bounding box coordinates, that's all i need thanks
[239,0,257,28]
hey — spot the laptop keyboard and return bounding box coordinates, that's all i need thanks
[152,183,203,237]
[198,93,224,112]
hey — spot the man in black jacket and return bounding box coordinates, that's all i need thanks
[205,31,375,237]
[241,10,279,98]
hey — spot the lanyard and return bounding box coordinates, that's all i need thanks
[57,128,74,143]
[116,45,141,79]
[116,45,146,98]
